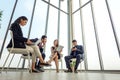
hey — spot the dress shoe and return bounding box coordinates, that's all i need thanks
[37,68,45,72]
[32,69,40,73]
[74,70,78,73]
[64,69,72,73]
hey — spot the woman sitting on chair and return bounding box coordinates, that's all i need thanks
[7,16,50,73]
[47,39,63,73]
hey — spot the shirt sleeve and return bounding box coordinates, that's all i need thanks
[76,45,84,54]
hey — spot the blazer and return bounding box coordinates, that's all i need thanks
[7,23,28,48]
[70,45,84,56]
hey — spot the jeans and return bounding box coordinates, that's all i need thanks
[35,53,46,68]
[64,54,83,70]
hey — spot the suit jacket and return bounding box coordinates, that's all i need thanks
[70,45,84,56]
[7,23,28,48]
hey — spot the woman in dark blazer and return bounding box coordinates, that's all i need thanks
[7,16,50,73]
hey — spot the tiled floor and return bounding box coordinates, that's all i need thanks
[0,70,120,80]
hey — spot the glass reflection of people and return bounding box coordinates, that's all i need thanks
[7,16,50,73]
[64,40,84,73]
[47,39,63,73]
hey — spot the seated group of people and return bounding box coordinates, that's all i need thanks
[7,16,84,73]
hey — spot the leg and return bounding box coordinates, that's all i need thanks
[26,46,36,70]
[36,53,46,72]
[48,52,58,63]
[36,53,46,71]
[42,53,46,60]
[54,55,59,72]
[75,54,81,70]
[64,55,73,69]
[30,45,44,63]
[37,53,46,67]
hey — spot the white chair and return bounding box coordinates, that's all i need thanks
[79,59,84,71]
[70,55,84,72]
[58,54,63,71]
[16,55,32,69]
[1,30,31,72]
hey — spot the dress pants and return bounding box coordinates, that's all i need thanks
[26,45,41,63]
[64,54,82,70]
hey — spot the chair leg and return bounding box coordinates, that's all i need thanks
[80,60,84,72]
[7,54,15,71]
[50,64,52,72]
[61,60,63,71]
[1,53,10,72]
[16,57,22,70]
[49,62,52,72]
[80,63,82,72]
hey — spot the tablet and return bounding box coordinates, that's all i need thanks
[56,45,64,52]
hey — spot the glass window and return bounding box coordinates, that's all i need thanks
[0,0,120,70]
[93,0,120,70]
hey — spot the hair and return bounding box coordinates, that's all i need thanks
[72,40,77,43]
[14,16,28,24]
[41,35,47,40]
[54,39,59,47]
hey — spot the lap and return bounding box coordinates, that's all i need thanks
[26,46,34,53]
[27,45,38,49]
[65,54,83,59]
[65,55,74,59]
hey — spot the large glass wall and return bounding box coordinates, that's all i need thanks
[0,0,120,70]
[0,0,16,67]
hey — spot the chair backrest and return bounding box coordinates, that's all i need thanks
[80,54,85,63]
[10,30,14,48]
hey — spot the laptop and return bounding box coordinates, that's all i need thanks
[29,38,41,45]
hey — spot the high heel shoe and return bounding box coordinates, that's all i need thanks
[56,69,59,73]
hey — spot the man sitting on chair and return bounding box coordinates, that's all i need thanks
[64,40,84,73]
[35,35,47,72]
[29,35,47,72]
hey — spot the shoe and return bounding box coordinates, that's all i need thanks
[32,69,40,73]
[37,68,45,72]
[56,71,59,73]
[56,69,59,73]
[64,69,72,73]
[40,63,51,66]
[74,70,78,73]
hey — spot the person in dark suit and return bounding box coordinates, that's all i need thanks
[7,16,50,73]
[35,35,47,72]
[64,40,84,73]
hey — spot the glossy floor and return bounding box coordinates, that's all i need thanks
[0,70,120,80]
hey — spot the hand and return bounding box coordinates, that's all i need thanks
[51,47,55,50]
[26,39,33,45]
[43,41,46,45]
[72,47,77,51]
